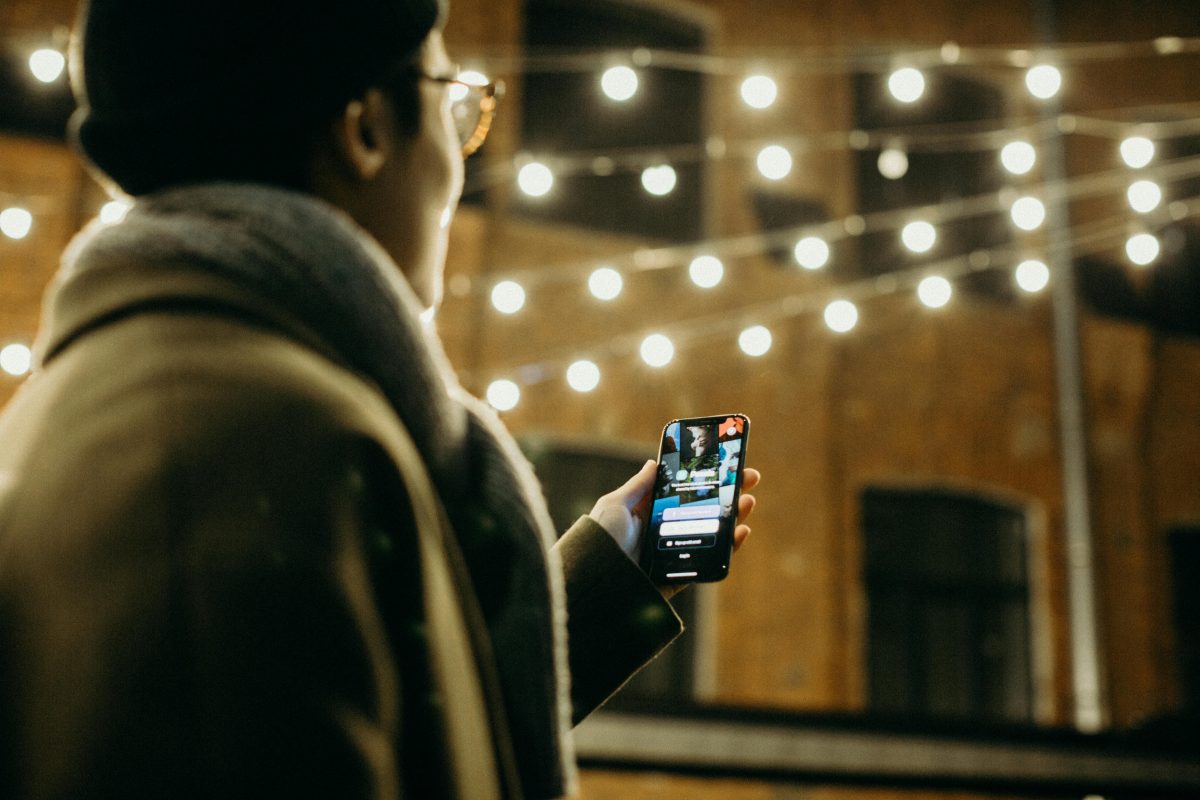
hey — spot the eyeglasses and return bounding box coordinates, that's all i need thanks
[417,73,503,157]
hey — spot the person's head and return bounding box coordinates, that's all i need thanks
[70,0,474,309]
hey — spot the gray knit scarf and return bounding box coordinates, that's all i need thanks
[53,183,575,799]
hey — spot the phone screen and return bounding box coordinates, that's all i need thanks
[640,414,749,584]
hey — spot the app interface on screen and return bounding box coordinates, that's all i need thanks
[648,416,745,577]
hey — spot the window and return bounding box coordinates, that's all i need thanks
[517,0,708,242]
[862,487,1033,723]
[521,435,705,705]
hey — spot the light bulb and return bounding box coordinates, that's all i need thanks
[917,275,953,308]
[640,334,674,367]
[0,207,33,240]
[486,380,520,411]
[756,145,792,180]
[28,48,65,83]
[1000,141,1037,175]
[888,68,926,103]
[688,255,724,288]
[1025,65,1063,99]
[738,326,772,357]
[601,66,639,101]
[824,300,859,333]
[491,280,526,314]
[1125,233,1160,266]
[1127,180,1163,214]
[740,75,778,109]
[566,360,601,392]
[517,162,554,197]
[588,267,623,301]
[1015,259,1050,293]
[794,236,830,270]
[641,164,677,196]
[1120,136,1155,168]
[877,148,909,180]
[1011,196,1047,231]
[901,221,937,254]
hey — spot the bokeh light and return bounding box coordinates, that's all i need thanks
[486,380,520,411]
[640,333,675,367]
[1,343,34,377]
[566,360,601,392]
[740,75,778,109]
[28,48,65,83]
[794,236,830,270]
[738,326,773,357]
[917,275,953,308]
[491,280,526,314]
[888,67,926,103]
[588,267,623,301]
[756,145,793,180]
[1000,141,1037,175]
[688,255,724,288]
[1015,259,1051,293]
[824,300,859,333]
[901,221,937,254]
[517,162,554,197]
[601,66,639,101]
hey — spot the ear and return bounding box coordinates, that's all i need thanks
[328,88,393,181]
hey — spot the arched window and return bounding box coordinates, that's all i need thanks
[862,486,1033,722]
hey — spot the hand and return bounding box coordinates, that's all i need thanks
[588,459,658,559]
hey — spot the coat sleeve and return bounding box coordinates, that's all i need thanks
[554,516,683,723]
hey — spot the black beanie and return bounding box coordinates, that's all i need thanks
[70,0,446,194]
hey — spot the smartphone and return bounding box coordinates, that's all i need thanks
[639,413,750,584]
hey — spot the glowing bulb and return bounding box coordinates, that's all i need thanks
[794,236,830,270]
[640,334,674,367]
[738,325,772,357]
[517,162,554,197]
[877,148,909,180]
[1011,196,1047,231]
[1015,259,1051,293]
[588,267,623,301]
[490,280,526,314]
[740,75,778,109]
[0,207,33,240]
[1120,136,1155,168]
[688,255,724,288]
[100,200,131,224]
[917,275,953,308]
[641,164,677,196]
[1000,141,1037,175]
[1025,65,1063,100]
[824,300,859,333]
[756,145,792,180]
[28,48,65,83]
[901,221,937,254]
[1127,180,1163,213]
[486,379,520,411]
[566,360,601,392]
[601,66,639,101]
[1125,233,1160,266]
[888,68,926,103]
[0,343,32,376]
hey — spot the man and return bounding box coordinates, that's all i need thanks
[0,1,758,798]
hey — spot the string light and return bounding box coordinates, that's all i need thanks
[588,267,623,300]
[1015,259,1051,293]
[794,236,830,270]
[641,164,677,195]
[1126,179,1163,213]
[566,359,601,392]
[640,333,675,367]
[28,48,65,83]
[917,275,953,308]
[486,379,521,411]
[1125,232,1161,266]
[824,300,859,333]
[688,255,724,288]
[1025,64,1063,99]
[0,343,33,377]
[877,147,909,180]
[1000,141,1037,175]
[740,75,778,109]
[0,207,33,240]
[887,67,926,103]
[1010,196,1047,230]
[901,220,937,254]
[1119,135,1155,168]
[601,65,639,101]
[756,145,793,180]
[738,325,773,357]
[491,280,526,314]
[517,161,554,197]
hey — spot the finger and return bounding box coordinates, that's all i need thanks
[608,459,656,510]
[732,524,751,554]
[741,468,761,492]
[736,492,756,523]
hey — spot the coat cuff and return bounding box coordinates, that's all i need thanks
[555,516,683,724]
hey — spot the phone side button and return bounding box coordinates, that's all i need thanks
[666,571,698,578]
